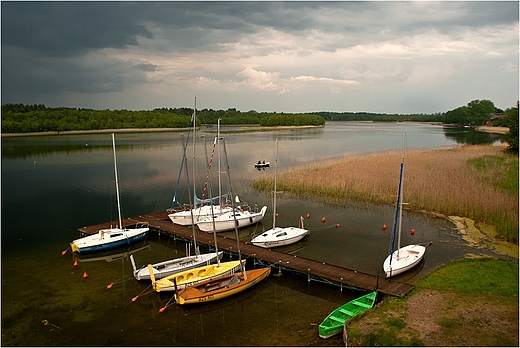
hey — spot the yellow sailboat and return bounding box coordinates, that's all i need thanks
[148,260,244,292]
[175,267,271,304]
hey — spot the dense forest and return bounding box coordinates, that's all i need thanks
[1,104,325,133]
[1,99,518,150]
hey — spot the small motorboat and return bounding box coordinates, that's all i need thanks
[254,160,270,169]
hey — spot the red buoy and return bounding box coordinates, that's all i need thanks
[275,213,279,217]
[306,213,310,219]
[132,296,139,302]
[159,306,166,313]
[410,228,415,236]
[73,260,79,267]
[83,271,88,279]
[382,224,387,231]
[321,217,326,223]
[335,223,340,228]
[61,249,68,256]
[106,283,114,289]
[429,241,434,246]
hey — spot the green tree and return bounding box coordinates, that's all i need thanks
[466,99,495,125]
[504,102,519,152]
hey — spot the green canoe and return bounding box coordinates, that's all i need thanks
[318,290,378,339]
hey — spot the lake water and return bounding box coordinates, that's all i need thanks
[1,122,507,346]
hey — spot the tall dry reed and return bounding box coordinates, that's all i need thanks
[253,145,518,242]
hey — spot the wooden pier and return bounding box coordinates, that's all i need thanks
[79,212,414,297]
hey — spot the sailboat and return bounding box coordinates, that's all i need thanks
[176,135,271,304]
[130,247,223,281]
[196,136,267,233]
[131,131,225,280]
[70,134,149,254]
[168,98,231,226]
[382,134,426,277]
[147,259,245,292]
[148,132,245,291]
[251,138,309,248]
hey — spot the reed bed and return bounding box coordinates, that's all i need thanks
[252,145,518,243]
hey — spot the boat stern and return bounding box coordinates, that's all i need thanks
[70,242,80,253]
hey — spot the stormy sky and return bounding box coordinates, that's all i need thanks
[2,1,518,113]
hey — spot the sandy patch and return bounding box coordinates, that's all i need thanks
[475,126,510,134]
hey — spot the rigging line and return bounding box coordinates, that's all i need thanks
[172,117,194,208]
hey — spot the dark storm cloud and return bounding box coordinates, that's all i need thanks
[1,2,518,112]
[1,2,154,57]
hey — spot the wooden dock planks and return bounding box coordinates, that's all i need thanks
[78,211,414,297]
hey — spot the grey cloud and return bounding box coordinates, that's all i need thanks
[1,2,518,112]
[1,2,153,57]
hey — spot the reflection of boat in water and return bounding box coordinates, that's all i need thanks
[72,243,150,263]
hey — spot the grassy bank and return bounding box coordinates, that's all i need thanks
[346,257,519,346]
[252,144,518,243]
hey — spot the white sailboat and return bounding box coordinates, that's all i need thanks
[130,245,223,280]
[70,134,149,254]
[382,134,426,277]
[148,140,246,291]
[196,136,267,233]
[251,138,309,248]
[132,127,226,280]
[175,147,271,305]
[168,98,231,225]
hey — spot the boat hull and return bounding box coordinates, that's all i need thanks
[251,226,309,248]
[383,244,426,277]
[70,227,149,254]
[131,251,223,280]
[150,260,245,292]
[318,291,377,339]
[196,206,267,232]
[168,205,232,225]
[176,267,271,305]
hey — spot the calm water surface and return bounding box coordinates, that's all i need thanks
[1,122,506,346]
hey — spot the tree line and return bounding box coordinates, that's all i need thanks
[1,100,517,151]
[1,104,325,133]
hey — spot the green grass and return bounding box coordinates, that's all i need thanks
[468,154,519,195]
[415,258,519,296]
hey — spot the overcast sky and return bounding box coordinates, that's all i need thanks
[2,1,518,114]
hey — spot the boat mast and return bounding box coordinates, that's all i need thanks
[193,97,197,207]
[272,138,278,229]
[181,132,199,257]
[397,132,406,258]
[171,112,194,208]
[218,118,222,208]
[111,133,123,229]
[206,134,221,267]
[221,137,246,277]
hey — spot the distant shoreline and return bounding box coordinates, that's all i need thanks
[0,128,186,138]
[0,125,323,137]
[1,124,509,137]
